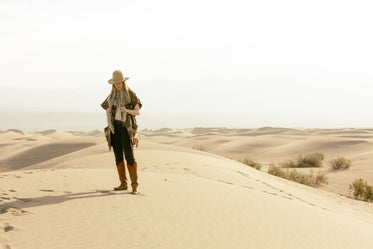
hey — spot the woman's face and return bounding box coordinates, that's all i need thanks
[114,82,123,90]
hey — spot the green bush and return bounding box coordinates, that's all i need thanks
[329,157,352,170]
[241,158,261,170]
[268,166,328,187]
[280,152,324,168]
[349,179,373,202]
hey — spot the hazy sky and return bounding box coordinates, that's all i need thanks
[1,0,373,129]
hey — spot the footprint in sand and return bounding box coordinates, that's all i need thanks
[218,180,233,185]
[39,189,55,192]
[8,208,28,216]
[262,190,277,196]
[240,185,254,190]
[3,223,14,232]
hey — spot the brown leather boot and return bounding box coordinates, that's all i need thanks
[114,161,128,191]
[127,162,139,194]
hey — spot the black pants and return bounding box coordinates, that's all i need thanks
[111,122,135,166]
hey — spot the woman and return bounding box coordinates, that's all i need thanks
[101,70,142,194]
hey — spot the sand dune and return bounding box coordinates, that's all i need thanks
[0,131,28,140]
[139,127,373,196]
[1,142,96,171]
[1,128,373,248]
[34,129,57,136]
[43,130,77,139]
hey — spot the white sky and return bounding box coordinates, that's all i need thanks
[1,0,373,129]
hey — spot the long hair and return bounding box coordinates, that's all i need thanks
[111,78,132,103]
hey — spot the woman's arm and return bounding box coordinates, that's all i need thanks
[101,96,110,110]
[120,104,140,116]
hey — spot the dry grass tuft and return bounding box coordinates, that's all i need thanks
[280,152,325,168]
[268,165,328,187]
[329,157,352,170]
[241,158,261,170]
[349,179,373,202]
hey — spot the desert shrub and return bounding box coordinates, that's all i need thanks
[280,152,324,168]
[296,153,324,168]
[287,170,315,186]
[349,179,373,202]
[349,179,365,199]
[268,165,287,178]
[315,171,328,185]
[365,185,373,201]
[329,157,352,170]
[241,158,261,170]
[192,144,207,151]
[279,160,297,168]
[268,166,328,187]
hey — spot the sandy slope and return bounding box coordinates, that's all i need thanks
[1,129,373,249]
[140,127,373,196]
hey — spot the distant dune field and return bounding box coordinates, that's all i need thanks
[1,127,373,249]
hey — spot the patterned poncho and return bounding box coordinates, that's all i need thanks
[101,88,142,147]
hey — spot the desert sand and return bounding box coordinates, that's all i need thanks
[1,127,373,249]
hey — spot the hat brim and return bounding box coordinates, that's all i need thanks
[107,77,130,84]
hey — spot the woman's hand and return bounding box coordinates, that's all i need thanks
[106,108,111,114]
[120,106,127,113]
[125,104,140,116]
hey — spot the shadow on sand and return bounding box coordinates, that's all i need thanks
[0,190,134,215]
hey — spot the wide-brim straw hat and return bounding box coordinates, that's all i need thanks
[108,70,130,84]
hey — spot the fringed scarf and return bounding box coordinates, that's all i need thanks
[106,89,129,134]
